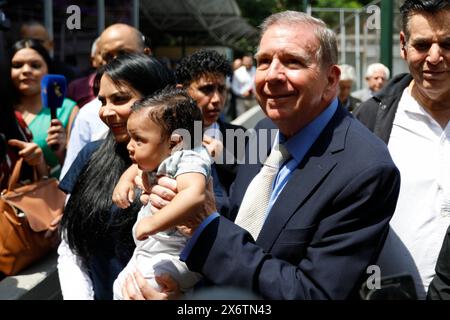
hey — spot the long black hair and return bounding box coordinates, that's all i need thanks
[11,38,53,70]
[60,53,175,262]
[1,41,34,182]
[2,39,50,141]
[1,48,21,141]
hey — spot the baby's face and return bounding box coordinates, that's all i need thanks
[126,111,171,172]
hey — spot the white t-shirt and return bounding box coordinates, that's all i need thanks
[231,65,256,97]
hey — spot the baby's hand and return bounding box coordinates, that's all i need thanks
[112,179,135,209]
[202,135,223,162]
[113,165,140,208]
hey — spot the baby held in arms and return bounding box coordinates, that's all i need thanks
[113,87,211,299]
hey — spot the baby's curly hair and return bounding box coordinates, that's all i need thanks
[175,49,232,86]
[131,87,203,148]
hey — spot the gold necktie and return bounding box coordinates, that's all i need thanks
[234,143,290,239]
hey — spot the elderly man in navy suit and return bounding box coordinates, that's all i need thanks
[122,11,400,300]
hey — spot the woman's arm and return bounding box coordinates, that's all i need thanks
[56,235,94,300]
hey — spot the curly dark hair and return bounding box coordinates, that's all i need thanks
[175,49,232,86]
[131,87,203,148]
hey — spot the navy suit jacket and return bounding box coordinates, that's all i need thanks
[211,120,246,213]
[184,106,400,299]
[215,119,246,194]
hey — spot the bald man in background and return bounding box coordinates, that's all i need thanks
[59,24,151,179]
[97,23,151,63]
[20,21,81,82]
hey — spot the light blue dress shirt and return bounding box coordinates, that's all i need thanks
[266,98,338,218]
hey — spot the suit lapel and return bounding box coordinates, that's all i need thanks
[228,119,278,220]
[256,107,350,250]
[257,153,337,250]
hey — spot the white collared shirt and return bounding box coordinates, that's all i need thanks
[231,66,256,97]
[376,87,450,299]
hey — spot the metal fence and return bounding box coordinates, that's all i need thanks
[310,0,408,91]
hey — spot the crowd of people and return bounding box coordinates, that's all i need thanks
[1,0,450,301]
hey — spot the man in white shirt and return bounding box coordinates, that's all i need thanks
[355,0,450,299]
[231,53,257,116]
[60,24,151,179]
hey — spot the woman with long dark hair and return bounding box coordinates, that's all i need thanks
[10,39,79,178]
[57,53,175,300]
[1,42,49,189]
[1,42,52,280]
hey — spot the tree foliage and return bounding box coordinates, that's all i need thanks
[237,0,375,28]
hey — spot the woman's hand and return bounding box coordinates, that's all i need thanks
[8,139,45,167]
[8,139,49,177]
[121,270,181,300]
[44,215,62,239]
[46,119,67,159]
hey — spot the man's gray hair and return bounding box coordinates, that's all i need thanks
[366,62,390,79]
[259,11,338,68]
[338,64,356,81]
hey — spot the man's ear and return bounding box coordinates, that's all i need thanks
[323,65,340,102]
[144,47,152,56]
[169,133,183,149]
[400,32,407,60]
